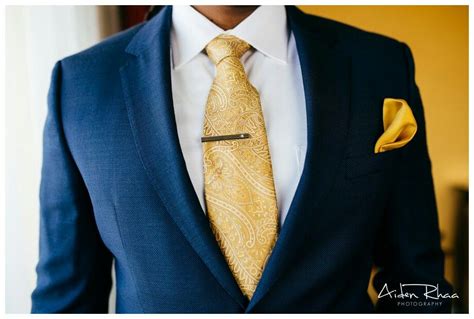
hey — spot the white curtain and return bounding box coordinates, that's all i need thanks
[5,6,120,313]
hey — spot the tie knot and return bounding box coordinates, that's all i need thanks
[205,34,251,65]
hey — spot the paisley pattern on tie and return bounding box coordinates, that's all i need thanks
[202,34,279,299]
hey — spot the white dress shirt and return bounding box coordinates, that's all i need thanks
[170,5,307,225]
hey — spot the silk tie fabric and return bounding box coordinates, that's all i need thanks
[202,34,279,299]
[374,98,418,153]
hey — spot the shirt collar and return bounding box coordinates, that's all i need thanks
[171,5,289,69]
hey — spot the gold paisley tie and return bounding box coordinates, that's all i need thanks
[202,35,279,299]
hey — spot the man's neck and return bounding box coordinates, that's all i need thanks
[192,6,258,30]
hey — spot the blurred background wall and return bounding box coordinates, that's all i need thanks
[5,5,468,313]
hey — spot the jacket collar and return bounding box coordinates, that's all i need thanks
[120,5,352,312]
[121,6,249,309]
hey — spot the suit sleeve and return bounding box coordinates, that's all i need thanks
[372,43,453,313]
[31,61,113,313]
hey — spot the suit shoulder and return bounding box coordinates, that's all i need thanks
[60,23,144,75]
[301,12,406,53]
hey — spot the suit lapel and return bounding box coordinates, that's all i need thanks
[119,6,247,309]
[246,6,352,311]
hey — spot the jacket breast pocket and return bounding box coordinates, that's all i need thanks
[345,150,399,180]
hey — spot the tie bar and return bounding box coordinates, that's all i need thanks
[201,133,251,143]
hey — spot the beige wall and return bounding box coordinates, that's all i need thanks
[299,5,468,291]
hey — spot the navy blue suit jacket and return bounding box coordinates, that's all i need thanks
[31,6,452,313]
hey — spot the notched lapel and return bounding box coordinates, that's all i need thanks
[246,6,352,311]
[119,6,247,309]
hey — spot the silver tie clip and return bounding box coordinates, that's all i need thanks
[201,133,251,143]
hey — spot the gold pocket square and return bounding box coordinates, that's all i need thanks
[374,98,417,154]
